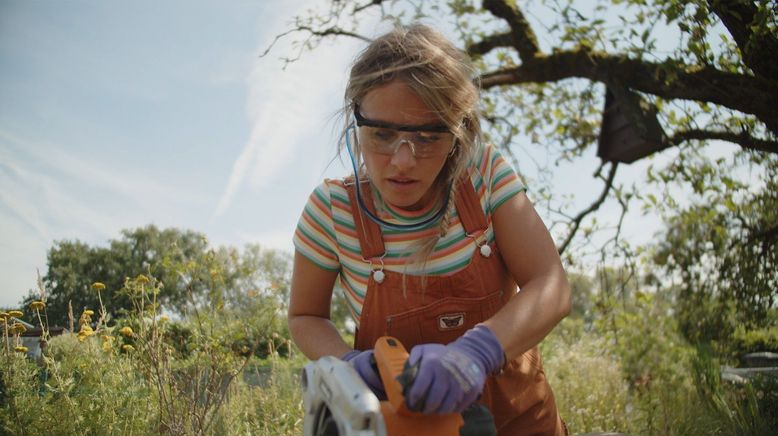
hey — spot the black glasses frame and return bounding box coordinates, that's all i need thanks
[353,104,450,133]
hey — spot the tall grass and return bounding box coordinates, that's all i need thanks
[0,274,305,435]
[2,274,774,435]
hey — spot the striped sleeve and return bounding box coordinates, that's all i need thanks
[293,181,341,271]
[480,144,526,212]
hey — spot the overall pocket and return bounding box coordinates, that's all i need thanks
[385,289,504,349]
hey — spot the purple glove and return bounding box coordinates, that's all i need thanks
[341,349,387,400]
[402,325,504,414]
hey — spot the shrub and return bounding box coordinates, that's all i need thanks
[542,321,633,434]
[729,324,778,357]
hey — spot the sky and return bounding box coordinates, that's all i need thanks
[0,0,375,306]
[0,0,693,308]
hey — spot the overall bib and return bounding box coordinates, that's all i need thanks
[344,177,566,436]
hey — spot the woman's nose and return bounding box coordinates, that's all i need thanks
[390,140,417,169]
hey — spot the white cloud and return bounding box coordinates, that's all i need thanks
[213,9,366,218]
[235,227,296,253]
[2,130,204,206]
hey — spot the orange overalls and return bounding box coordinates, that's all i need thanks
[345,177,566,436]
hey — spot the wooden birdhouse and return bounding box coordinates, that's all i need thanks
[597,85,666,163]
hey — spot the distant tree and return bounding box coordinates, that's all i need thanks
[26,226,208,326]
[25,225,293,328]
[652,156,777,344]
[567,272,595,321]
[217,243,293,316]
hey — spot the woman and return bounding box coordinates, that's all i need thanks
[289,24,570,435]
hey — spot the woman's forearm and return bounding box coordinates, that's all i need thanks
[482,272,571,360]
[289,314,353,360]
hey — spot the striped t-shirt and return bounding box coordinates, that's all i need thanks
[293,143,525,324]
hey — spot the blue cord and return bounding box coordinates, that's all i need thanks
[344,125,450,232]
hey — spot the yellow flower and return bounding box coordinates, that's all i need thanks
[119,326,134,337]
[101,335,115,342]
[121,344,135,352]
[159,315,169,323]
[77,332,89,342]
[0,318,5,325]
[136,274,150,284]
[102,341,113,352]
[83,309,95,317]
[11,323,27,334]
[14,346,28,353]
[29,301,45,311]
[91,282,106,290]
[9,310,23,318]
[0,312,9,319]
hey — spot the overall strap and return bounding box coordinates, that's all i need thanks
[344,174,488,259]
[454,173,489,235]
[344,179,386,260]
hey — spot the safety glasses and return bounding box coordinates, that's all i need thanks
[353,104,456,158]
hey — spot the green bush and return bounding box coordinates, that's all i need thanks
[542,322,633,434]
[729,325,778,356]
[541,289,775,436]
[1,272,302,436]
[1,333,156,435]
[692,350,775,436]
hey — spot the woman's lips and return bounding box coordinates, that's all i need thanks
[387,177,418,191]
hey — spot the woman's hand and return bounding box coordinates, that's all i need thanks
[401,325,504,414]
[342,349,387,400]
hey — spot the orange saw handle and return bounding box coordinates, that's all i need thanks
[373,336,464,435]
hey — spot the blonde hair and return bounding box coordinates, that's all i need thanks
[341,24,482,273]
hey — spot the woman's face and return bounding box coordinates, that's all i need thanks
[358,80,450,211]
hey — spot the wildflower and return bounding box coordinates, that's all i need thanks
[77,324,94,340]
[121,344,135,352]
[14,346,28,353]
[101,335,115,342]
[9,310,23,318]
[136,274,150,284]
[91,282,106,290]
[0,312,9,319]
[0,318,5,324]
[119,326,134,337]
[159,315,169,323]
[29,301,45,311]
[102,340,113,352]
[79,324,94,334]
[11,323,27,334]
[83,309,95,317]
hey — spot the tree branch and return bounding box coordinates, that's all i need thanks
[294,25,372,43]
[259,24,371,66]
[479,48,778,136]
[755,223,778,243]
[467,32,513,57]
[558,162,619,255]
[353,0,385,14]
[482,0,541,61]
[666,129,778,155]
[708,0,778,80]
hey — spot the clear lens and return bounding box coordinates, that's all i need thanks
[357,125,453,158]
